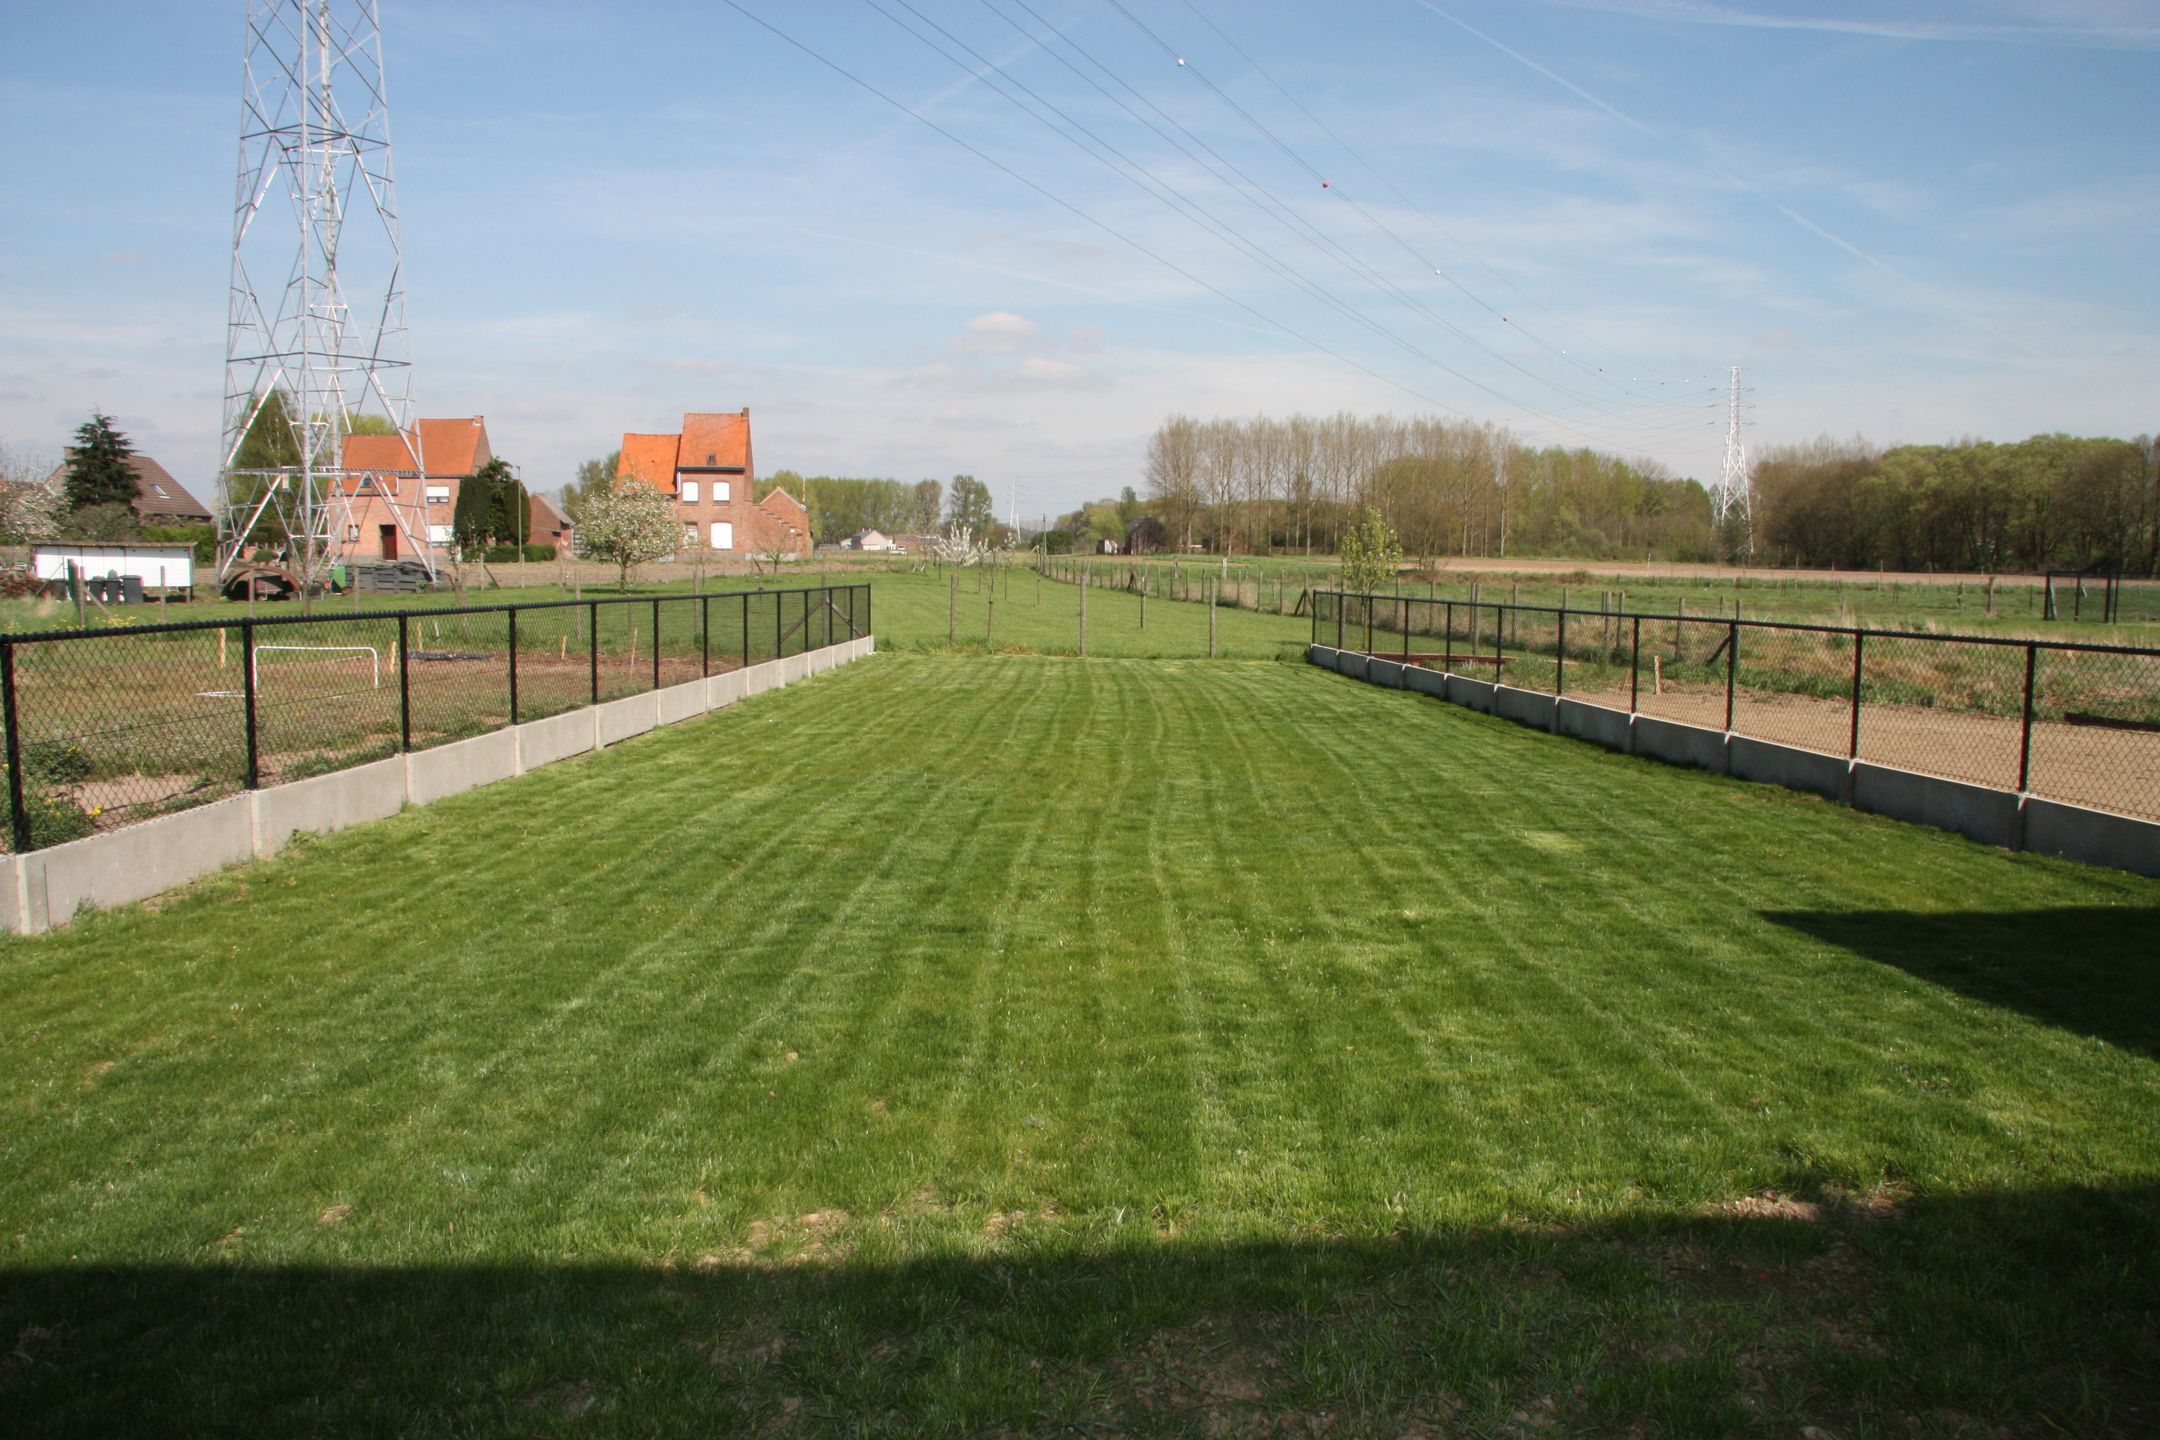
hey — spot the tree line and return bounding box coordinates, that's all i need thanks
[1753,432,2160,574]
[1139,413,1712,562]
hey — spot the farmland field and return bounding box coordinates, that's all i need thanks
[3,653,2156,1436]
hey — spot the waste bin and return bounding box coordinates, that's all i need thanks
[122,575,145,605]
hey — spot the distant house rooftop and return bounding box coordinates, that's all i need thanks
[42,453,213,524]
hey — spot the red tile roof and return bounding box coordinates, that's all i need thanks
[678,410,750,471]
[341,432,421,474]
[617,433,681,492]
[415,417,489,477]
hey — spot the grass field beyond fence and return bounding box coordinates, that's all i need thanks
[3,654,2157,1436]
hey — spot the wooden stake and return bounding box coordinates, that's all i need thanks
[218,627,228,668]
[1208,578,1217,658]
[1654,655,1663,695]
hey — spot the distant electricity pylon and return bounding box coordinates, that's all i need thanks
[219,0,429,589]
[1714,365,1755,557]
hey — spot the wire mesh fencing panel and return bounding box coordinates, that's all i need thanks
[1729,625,1856,759]
[4,626,246,851]
[510,602,591,722]
[403,606,513,752]
[1630,617,1732,729]
[1557,604,1633,703]
[254,613,405,777]
[744,590,779,668]
[587,601,647,705]
[2029,645,2160,820]
[1851,632,2024,791]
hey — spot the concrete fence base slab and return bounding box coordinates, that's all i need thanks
[2,636,876,935]
[1630,715,1731,775]
[1556,698,1631,752]
[256,755,406,853]
[408,728,518,807]
[657,678,708,727]
[517,709,595,772]
[597,691,661,747]
[2021,795,2160,875]
[1727,735,1849,803]
[1493,686,1558,733]
[1852,761,2021,849]
[1307,646,2160,880]
[18,794,256,932]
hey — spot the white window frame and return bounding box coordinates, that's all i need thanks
[710,521,733,550]
[682,479,700,503]
[713,481,730,503]
[424,483,451,503]
[427,524,453,545]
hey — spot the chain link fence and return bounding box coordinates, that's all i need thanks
[1313,590,2160,824]
[0,583,869,853]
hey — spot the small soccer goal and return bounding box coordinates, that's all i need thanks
[251,644,382,691]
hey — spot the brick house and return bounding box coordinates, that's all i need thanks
[338,416,494,563]
[616,409,810,558]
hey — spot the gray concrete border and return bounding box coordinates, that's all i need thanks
[255,755,406,853]
[657,678,708,727]
[2021,795,2160,877]
[1555,697,1631,752]
[597,691,661,746]
[1851,761,2021,849]
[1727,735,1850,803]
[18,795,255,932]
[516,709,595,772]
[408,729,518,806]
[1493,686,1558,733]
[1630,715,1731,775]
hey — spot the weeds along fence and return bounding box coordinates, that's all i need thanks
[0,583,870,853]
[1312,589,2160,825]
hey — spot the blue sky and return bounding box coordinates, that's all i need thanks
[2,1,2155,519]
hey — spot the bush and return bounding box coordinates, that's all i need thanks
[522,544,555,562]
[482,544,520,564]
[22,739,91,784]
[0,767,97,847]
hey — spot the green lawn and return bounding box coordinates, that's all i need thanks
[3,654,2157,1436]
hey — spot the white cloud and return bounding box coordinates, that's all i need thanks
[953,310,1046,355]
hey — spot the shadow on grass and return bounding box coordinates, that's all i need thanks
[1764,906,2160,1059]
[4,1185,2156,1437]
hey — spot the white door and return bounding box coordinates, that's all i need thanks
[711,521,733,550]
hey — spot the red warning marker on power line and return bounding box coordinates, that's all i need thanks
[1321,180,1331,188]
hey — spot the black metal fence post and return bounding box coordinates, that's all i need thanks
[396,614,411,754]
[508,609,520,725]
[650,598,661,690]
[1491,605,1502,684]
[1364,595,1373,654]
[1848,631,1865,759]
[742,592,751,668]
[1556,607,1567,696]
[1444,601,1455,670]
[1630,616,1641,713]
[2018,642,2038,792]
[775,591,783,659]
[1335,592,1344,650]
[701,595,712,677]
[241,619,261,787]
[1724,620,1738,732]
[2,641,30,854]
[588,601,600,706]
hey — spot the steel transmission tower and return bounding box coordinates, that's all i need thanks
[219,0,429,589]
[1714,365,1754,557]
